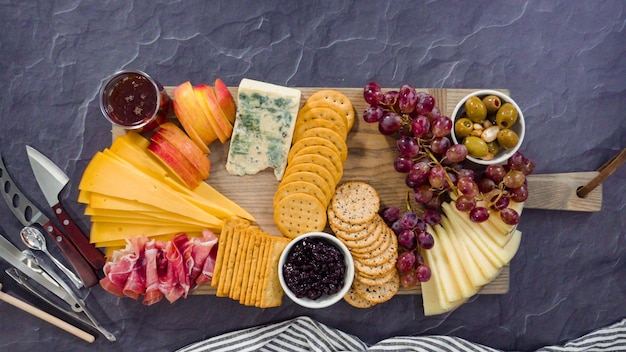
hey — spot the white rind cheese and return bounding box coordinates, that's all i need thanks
[226,79,301,180]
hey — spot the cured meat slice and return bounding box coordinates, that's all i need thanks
[100,232,217,304]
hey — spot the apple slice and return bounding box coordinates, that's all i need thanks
[147,136,203,189]
[192,86,228,143]
[195,84,233,141]
[173,81,216,152]
[213,78,236,124]
[155,122,211,179]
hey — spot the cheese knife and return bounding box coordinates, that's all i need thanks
[25,146,105,271]
[0,155,98,288]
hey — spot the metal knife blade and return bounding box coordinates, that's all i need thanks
[0,155,98,288]
[0,232,81,311]
[25,146,105,270]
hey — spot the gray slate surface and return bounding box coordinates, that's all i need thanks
[0,1,624,351]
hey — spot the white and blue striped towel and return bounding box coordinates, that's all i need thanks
[176,316,626,352]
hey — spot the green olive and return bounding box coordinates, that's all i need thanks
[464,96,487,122]
[495,103,518,129]
[486,141,501,155]
[454,117,474,138]
[463,136,489,158]
[482,95,502,114]
[497,128,519,148]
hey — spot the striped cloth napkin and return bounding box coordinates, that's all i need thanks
[176,316,626,352]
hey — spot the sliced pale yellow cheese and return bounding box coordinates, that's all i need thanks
[442,203,505,267]
[108,134,254,221]
[441,205,501,281]
[486,200,524,234]
[79,152,221,227]
[440,216,491,288]
[90,222,207,243]
[85,205,214,228]
[426,224,463,305]
[86,192,163,212]
[432,223,478,298]
[421,235,467,314]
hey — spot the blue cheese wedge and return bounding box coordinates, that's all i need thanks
[226,79,301,180]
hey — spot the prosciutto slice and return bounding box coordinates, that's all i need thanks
[100,231,218,305]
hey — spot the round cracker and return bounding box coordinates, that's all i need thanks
[331,182,380,225]
[274,193,327,239]
[327,208,369,233]
[289,145,343,183]
[297,106,348,134]
[306,89,355,131]
[353,271,400,304]
[354,269,397,287]
[283,162,336,198]
[297,127,348,159]
[343,286,376,308]
[293,118,347,142]
[354,252,397,278]
[273,180,327,208]
[289,136,347,163]
[333,218,378,242]
[354,240,397,267]
[280,171,333,205]
[351,227,395,259]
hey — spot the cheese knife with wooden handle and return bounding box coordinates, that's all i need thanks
[25,146,105,271]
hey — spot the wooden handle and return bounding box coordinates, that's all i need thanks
[0,285,95,343]
[42,221,99,288]
[53,203,106,270]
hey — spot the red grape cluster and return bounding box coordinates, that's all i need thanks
[380,205,433,287]
[362,82,535,287]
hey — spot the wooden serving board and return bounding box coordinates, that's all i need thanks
[111,87,602,296]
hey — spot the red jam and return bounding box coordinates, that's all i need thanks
[107,73,158,126]
[101,70,170,131]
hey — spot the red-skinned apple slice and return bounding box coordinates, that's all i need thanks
[195,84,233,140]
[148,135,203,189]
[213,78,236,124]
[173,82,216,151]
[156,122,211,179]
[193,87,228,143]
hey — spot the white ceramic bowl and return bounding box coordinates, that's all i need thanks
[450,89,525,165]
[278,232,354,309]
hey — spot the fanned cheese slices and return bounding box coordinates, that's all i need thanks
[78,133,254,248]
[421,199,524,316]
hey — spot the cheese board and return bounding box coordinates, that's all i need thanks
[109,86,603,296]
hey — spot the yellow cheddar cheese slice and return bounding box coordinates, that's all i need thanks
[79,152,222,227]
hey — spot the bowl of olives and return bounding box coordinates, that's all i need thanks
[278,232,354,309]
[451,89,525,165]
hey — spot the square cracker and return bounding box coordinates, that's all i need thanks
[253,237,271,307]
[220,223,247,296]
[244,235,265,306]
[259,237,290,308]
[231,226,256,300]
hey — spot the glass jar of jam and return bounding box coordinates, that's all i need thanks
[99,70,170,132]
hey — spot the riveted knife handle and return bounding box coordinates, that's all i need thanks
[52,203,105,270]
[41,220,99,288]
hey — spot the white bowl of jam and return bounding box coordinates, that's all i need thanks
[278,232,354,309]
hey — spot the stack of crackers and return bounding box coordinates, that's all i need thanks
[273,90,355,239]
[327,182,400,308]
[211,216,289,308]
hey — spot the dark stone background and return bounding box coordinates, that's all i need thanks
[0,1,624,351]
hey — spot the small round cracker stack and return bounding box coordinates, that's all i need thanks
[327,181,399,308]
[273,89,354,239]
